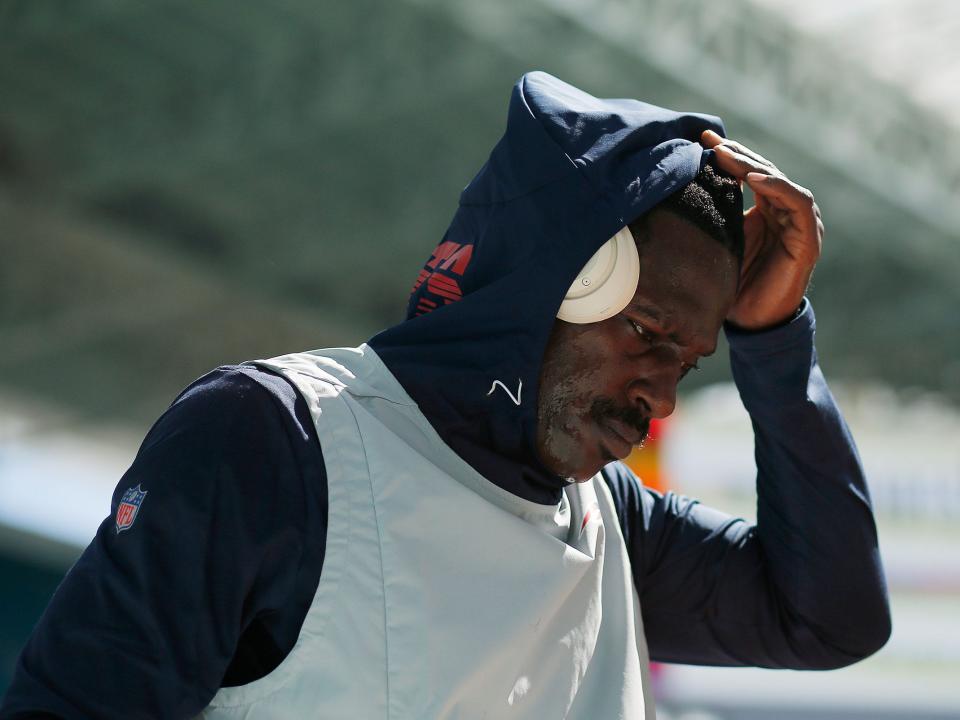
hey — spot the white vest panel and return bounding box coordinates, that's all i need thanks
[200,345,654,719]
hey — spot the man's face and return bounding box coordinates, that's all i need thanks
[536,209,739,481]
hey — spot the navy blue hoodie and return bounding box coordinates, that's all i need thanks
[0,72,890,719]
[370,71,725,503]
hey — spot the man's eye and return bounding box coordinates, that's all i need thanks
[630,320,653,343]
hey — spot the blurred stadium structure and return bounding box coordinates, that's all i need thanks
[1,0,958,717]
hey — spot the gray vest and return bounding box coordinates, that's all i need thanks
[200,345,654,719]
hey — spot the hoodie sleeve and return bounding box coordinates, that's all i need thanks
[0,367,328,719]
[603,299,891,669]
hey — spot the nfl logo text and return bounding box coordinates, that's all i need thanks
[115,485,148,533]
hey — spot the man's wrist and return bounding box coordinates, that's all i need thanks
[725,298,816,407]
[723,297,816,347]
[724,299,808,337]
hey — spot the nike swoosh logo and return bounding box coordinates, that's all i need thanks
[487,379,522,406]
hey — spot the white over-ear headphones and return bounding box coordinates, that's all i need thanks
[556,226,640,324]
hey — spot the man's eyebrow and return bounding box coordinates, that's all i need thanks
[628,302,663,321]
[629,302,680,342]
[628,301,716,356]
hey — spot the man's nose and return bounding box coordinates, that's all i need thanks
[630,355,680,419]
[640,379,677,419]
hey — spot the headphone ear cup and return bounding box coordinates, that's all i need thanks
[557,227,640,324]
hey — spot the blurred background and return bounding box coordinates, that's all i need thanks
[1,0,958,717]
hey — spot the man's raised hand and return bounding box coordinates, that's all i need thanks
[701,129,824,330]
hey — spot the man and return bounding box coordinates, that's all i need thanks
[1,72,890,719]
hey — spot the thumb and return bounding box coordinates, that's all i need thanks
[742,205,766,244]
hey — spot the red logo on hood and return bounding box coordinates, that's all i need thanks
[411,241,474,315]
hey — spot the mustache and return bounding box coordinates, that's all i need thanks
[588,397,650,445]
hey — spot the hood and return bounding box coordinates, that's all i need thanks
[368,71,725,504]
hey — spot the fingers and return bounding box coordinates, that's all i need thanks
[721,142,778,172]
[745,172,823,253]
[745,172,814,216]
[700,128,724,148]
[712,143,779,180]
[701,129,779,178]
[700,129,822,250]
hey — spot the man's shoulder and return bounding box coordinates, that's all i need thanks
[173,363,299,411]
[141,363,319,459]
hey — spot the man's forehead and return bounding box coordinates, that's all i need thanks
[635,208,739,266]
[633,212,738,297]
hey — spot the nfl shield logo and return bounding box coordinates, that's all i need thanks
[116,484,148,533]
